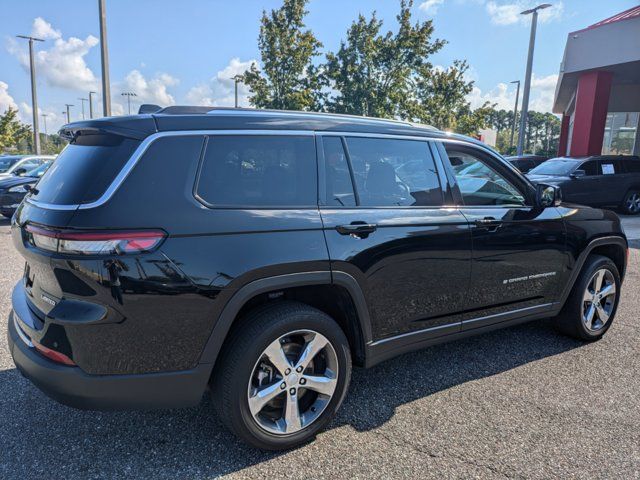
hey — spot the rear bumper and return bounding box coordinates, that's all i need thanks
[7,310,212,411]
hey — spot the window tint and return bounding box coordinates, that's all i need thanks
[196,135,316,207]
[31,134,140,205]
[345,137,442,207]
[447,148,526,206]
[600,158,624,175]
[580,160,599,176]
[323,137,355,207]
[624,159,640,173]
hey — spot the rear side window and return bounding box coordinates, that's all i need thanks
[600,159,624,175]
[31,133,140,205]
[345,137,443,207]
[196,135,317,207]
[625,159,640,173]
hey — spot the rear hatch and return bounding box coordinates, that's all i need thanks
[13,120,154,317]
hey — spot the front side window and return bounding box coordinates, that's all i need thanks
[580,160,599,176]
[196,135,317,207]
[344,137,443,207]
[446,148,526,206]
[323,137,356,207]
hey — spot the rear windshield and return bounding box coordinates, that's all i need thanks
[30,133,140,205]
[529,159,577,176]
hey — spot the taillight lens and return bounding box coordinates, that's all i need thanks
[33,340,76,366]
[25,225,166,255]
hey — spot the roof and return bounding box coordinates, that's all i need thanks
[576,5,640,33]
[59,107,461,141]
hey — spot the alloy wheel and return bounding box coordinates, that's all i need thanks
[626,193,640,213]
[247,329,338,435]
[581,268,616,332]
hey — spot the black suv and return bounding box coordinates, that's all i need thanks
[7,108,628,450]
[527,155,640,214]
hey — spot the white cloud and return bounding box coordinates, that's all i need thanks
[7,17,99,91]
[116,70,179,111]
[467,73,559,113]
[186,57,259,108]
[0,81,18,114]
[419,0,445,15]
[485,1,564,25]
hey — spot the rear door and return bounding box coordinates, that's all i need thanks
[437,141,567,328]
[318,134,472,341]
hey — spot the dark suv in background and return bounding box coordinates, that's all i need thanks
[7,108,628,450]
[527,155,640,214]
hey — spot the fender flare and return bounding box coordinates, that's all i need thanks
[198,270,373,367]
[558,235,628,308]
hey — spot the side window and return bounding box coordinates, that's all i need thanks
[196,135,317,207]
[345,137,443,207]
[624,160,640,173]
[446,148,526,206]
[323,137,356,207]
[600,159,623,175]
[580,160,599,176]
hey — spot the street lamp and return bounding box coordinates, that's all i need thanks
[64,104,74,124]
[516,3,551,156]
[121,92,137,115]
[232,75,243,108]
[78,97,88,120]
[41,113,48,135]
[509,80,520,150]
[89,91,96,118]
[99,0,112,116]
[16,35,44,154]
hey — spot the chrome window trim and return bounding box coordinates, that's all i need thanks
[25,129,315,211]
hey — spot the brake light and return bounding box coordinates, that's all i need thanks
[25,225,166,255]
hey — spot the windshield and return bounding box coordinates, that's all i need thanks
[0,156,22,172]
[6,158,43,175]
[26,161,52,178]
[529,159,577,176]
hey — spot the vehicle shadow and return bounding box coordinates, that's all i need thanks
[0,318,585,479]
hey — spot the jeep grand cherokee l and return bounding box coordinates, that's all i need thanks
[7,107,628,450]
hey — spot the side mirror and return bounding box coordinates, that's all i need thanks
[536,183,562,208]
[570,169,586,178]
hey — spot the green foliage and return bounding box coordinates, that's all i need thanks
[323,0,445,118]
[0,108,31,152]
[242,0,324,110]
[486,108,561,156]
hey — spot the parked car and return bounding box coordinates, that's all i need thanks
[0,159,54,217]
[505,154,548,173]
[0,155,55,179]
[8,108,628,450]
[527,155,640,214]
[0,155,26,173]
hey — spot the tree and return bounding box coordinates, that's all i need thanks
[242,0,323,110]
[323,0,445,118]
[0,108,31,152]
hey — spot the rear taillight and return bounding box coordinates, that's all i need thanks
[33,340,76,366]
[25,224,166,255]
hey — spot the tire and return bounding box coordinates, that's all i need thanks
[211,301,352,450]
[555,254,621,341]
[620,190,640,215]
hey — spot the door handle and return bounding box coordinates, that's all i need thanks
[336,222,377,238]
[474,217,502,233]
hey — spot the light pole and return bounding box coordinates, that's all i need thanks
[65,104,74,124]
[516,3,551,156]
[78,97,88,120]
[99,0,112,116]
[232,75,243,108]
[16,35,44,154]
[89,91,96,118]
[509,80,520,150]
[121,92,137,115]
[41,113,48,135]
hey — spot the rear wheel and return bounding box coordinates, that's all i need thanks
[212,302,351,450]
[556,255,620,341]
[621,190,640,215]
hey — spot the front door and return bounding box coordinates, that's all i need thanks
[437,142,567,329]
[318,134,472,341]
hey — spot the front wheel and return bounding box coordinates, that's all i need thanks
[555,255,621,341]
[621,190,640,215]
[212,302,352,450]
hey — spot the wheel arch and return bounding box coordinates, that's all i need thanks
[198,271,373,370]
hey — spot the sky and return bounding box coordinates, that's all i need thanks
[0,0,636,133]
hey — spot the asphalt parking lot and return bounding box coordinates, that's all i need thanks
[1,215,639,479]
